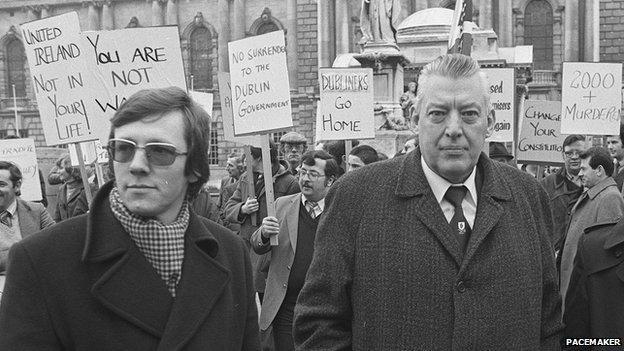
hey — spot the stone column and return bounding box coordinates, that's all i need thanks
[102,1,114,30]
[498,0,512,47]
[218,0,230,72]
[87,2,100,30]
[24,6,38,21]
[478,0,492,29]
[166,0,178,25]
[233,0,246,40]
[151,0,164,27]
[41,5,51,18]
[564,0,579,61]
[287,0,298,89]
[318,0,335,67]
[335,0,349,55]
[583,0,600,62]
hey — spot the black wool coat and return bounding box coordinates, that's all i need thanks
[0,181,260,350]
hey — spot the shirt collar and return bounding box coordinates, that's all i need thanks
[6,198,17,216]
[421,156,478,206]
[301,194,325,213]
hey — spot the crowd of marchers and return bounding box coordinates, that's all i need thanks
[0,54,622,350]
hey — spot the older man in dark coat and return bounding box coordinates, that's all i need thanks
[294,54,562,350]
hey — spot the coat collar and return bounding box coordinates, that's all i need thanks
[394,148,512,269]
[604,218,624,250]
[81,181,230,350]
[15,198,37,238]
[586,177,618,200]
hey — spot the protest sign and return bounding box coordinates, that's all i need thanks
[561,62,622,135]
[21,12,105,146]
[81,26,187,143]
[217,73,262,146]
[482,68,515,142]
[69,140,108,166]
[190,91,213,118]
[228,30,293,136]
[516,100,564,165]
[316,68,374,140]
[0,139,42,201]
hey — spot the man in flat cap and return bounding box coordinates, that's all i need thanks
[280,132,308,176]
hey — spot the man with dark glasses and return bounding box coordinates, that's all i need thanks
[0,87,260,350]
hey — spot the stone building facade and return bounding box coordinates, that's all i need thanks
[0,0,622,166]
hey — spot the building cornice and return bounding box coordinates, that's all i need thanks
[0,0,122,11]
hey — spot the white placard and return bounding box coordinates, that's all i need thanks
[217,73,261,146]
[482,68,515,142]
[316,68,374,140]
[190,91,213,118]
[561,62,622,135]
[228,30,293,136]
[516,100,564,164]
[82,26,187,143]
[69,140,108,166]
[21,12,105,146]
[0,139,42,201]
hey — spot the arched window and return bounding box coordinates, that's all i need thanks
[250,8,284,36]
[6,38,26,97]
[189,26,212,90]
[257,22,279,35]
[524,0,553,70]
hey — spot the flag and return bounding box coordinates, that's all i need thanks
[447,0,473,55]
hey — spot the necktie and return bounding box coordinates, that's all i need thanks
[444,186,471,254]
[305,200,318,219]
[0,210,12,227]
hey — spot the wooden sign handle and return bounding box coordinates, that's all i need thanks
[75,144,93,205]
[244,145,257,227]
[260,135,278,246]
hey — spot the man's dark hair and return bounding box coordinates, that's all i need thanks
[109,86,210,199]
[300,150,340,180]
[322,139,360,166]
[562,134,585,148]
[580,146,614,177]
[250,140,278,164]
[0,161,22,187]
[350,145,379,165]
[619,124,624,144]
[60,156,82,182]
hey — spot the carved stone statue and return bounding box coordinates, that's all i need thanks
[399,81,417,123]
[360,0,402,46]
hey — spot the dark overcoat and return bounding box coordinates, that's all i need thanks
[564,218,624,340]
[294,149,563,350]
[0,182,260,350]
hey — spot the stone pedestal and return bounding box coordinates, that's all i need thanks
[353,50,411,134]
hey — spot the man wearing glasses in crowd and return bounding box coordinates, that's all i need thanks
[540,134,586,252]
[0,87,259,350]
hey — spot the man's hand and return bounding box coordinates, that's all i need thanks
[241,197,259,215]
[261,216,279,239]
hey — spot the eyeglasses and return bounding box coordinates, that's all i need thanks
[284,144,305,153]
[107,138,187,166]
[299,168,325,181]
[563,150,582,158]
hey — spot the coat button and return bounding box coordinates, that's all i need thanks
[287,265,291,270]
[283,283,287,288]
[457,280,467,293]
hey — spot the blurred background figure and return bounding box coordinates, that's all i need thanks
[280,132,308,176]
[489,142,515,166]
[346,144,379,172]
[53,156,91,222]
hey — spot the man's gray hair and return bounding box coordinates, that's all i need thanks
[414,54,492,117]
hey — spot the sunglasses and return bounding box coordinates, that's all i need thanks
[107,138,188,166]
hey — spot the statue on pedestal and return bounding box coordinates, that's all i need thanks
[399,81,418,124]
[360,0,402,46]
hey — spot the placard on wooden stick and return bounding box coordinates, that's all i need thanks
[482,68,515,143]
[217,72,261,146]
[517,100,565,165]
[561,62,622,135]
[0,139,42,201]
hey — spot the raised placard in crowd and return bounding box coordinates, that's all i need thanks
[561,62,622,135]
[82,26,187,143]
[217,72,260,145]
[228,30,293,136]
[20,12,105,146]
[0,139,42,201]
[69,140,108,166]
[190,91,213,118]
[517,100,564,165]
[482,68,515,143]
[316,68,374,141]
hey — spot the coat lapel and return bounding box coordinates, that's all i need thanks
[157,214,230,351]
[395,149,462,267]
[16,199,37,238]
[83,183,173,338]
[286,195,301,253]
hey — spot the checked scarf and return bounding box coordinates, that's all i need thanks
[109,187,190,297]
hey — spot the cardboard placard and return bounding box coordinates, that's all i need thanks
[517,100,565,164]
[228,30,293,136]
[561,62,622,135]
[0,139,42,201]
[20,12,105,146]
[81,26,187,143]
[189,91,213,118]
[482,68,515,142]
[217,72,261,146]
[69,140,108,166]
[316,68,374,141]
